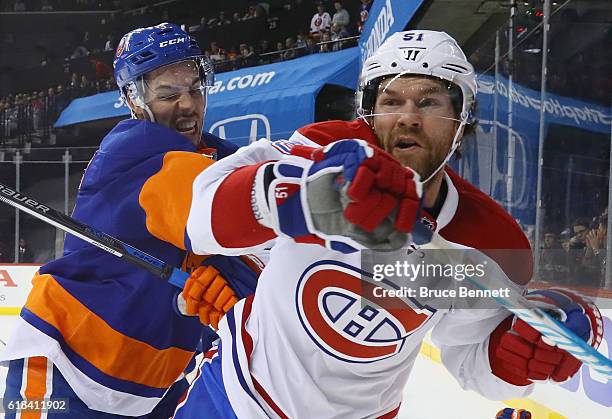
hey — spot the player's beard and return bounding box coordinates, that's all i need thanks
[381,127,454,181]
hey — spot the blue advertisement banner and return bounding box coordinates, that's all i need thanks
[56,48,360,146]
[358,0,425,66]
[54,90,129,127]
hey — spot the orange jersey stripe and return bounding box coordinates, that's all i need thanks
[21,356,48,419]
[24,273,193,389]
[139,151,214,249]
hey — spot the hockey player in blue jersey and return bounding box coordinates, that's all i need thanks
[0,23,259,418]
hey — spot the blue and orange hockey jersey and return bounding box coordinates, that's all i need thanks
[0,119,247,416]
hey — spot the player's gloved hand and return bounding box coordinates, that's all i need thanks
[252,139,423,252]
[495,407,532,419]
[179,265,238,329]
[489,289,603,385]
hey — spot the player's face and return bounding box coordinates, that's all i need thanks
[372,76,461,180]
[141,61,205,147]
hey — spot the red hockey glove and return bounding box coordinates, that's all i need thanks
[489,288,603,385]
[252,139,424,252]
[291,140,422,232]
[182,265,238,329]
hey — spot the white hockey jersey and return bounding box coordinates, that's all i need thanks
[185,120,535,418]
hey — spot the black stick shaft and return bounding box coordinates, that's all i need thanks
[0,182,187,288]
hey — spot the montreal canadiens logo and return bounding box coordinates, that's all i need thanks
[296,261,435,363]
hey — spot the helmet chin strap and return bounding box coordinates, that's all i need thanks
[141,104,156,123]
[421,119,465,184]
[128,103,156,123]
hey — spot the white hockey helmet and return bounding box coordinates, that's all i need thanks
[356,30,477,121]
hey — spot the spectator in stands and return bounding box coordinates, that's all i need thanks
[69,72,79,94]
[258,39,271,55]
[62,57,72,77]
[104,34,115,52]
[310,2,331,41]
[274,41,285,62]
[232,11,242,23]
[332,1,350,32]
[305,36,317,55]
[295,33,308,57]
[319,30,332,52]
[567,217,599,286]
[240,44,257,67]
[227,54,239,71]
[209,41,226,61]
[243,4,258,20]
[55,84,70,113]
[208,10,231,27]
[584,217,607,287]
[296,33,307,49]
[79,75,95,96]
[5,96,18,137]
[540,231,569,283]
[46,87,56,118]
[569,218,590,252]
[18,238,33,262]
[357,0,373,33]
[282,37,297,60]
[330,22,350,51]
[31,92,44,132]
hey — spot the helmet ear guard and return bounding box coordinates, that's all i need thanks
[124,81,145,109]
[355,78,381,118]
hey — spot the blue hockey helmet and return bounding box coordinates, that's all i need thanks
[113,22,214,126]
[114,22,206,89]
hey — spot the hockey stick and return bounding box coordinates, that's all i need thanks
[419,229,612,379]
[0,182,188,289]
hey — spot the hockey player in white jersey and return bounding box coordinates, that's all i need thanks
[164,31,603,418]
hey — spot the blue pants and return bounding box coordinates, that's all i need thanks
[173,345,237,419]
[2,357,189,419]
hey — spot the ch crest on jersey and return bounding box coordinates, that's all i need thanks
[296,261,435,363]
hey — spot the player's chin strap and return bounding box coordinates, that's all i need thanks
[421,117,466,184]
